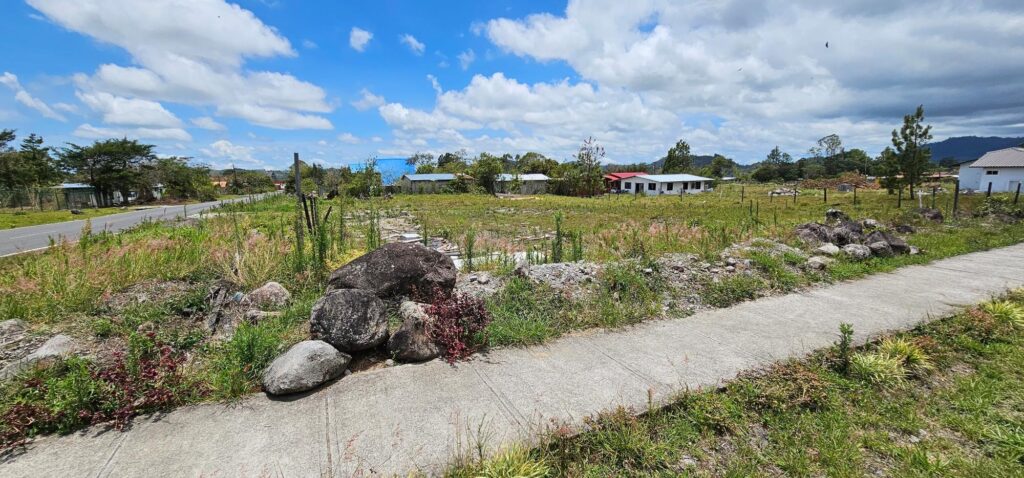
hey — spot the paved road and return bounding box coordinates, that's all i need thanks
[3,243,1024,477]
[0,193,276,256]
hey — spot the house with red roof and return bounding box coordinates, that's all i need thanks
[603,172,647,192]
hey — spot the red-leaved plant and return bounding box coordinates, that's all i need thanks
[425,290,491,364]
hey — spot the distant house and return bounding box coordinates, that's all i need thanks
[396,173,459,193]
[626,174,714,195]
[53,183,100,208]
[496,173,550,194]
[603,172,647,192]
[959,147,1024,192]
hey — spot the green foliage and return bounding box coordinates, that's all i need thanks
[878,337,933,375]
[207,321,286,399]
[747,251,802,291]
[662,139,692,173]
[462,447,551,478]
[463,227,476,272]
[891,105,933,190]
[551,212,563,263]
[700,275,764,308]
[836,323,854,374]
[57,138,157,206]
[981,300,1024,328]
[849,352,907,386]
[485,278,568,346]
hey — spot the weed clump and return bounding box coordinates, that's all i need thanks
[426,291,492,363]
[700,275,764,308]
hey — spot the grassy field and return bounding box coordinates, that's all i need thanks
[448,293,1024,477]
[0,207,126,229]
[0,184,1022,447]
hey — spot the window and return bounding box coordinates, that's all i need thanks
[647,183,656,191]
[666,182,674,191]
[986,170,999,175]
[624,182,631,189]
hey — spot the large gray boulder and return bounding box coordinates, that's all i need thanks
[261,340,350,395]
[867,241,894,257]
[914,207,944,223]
[865,230,910,254]
[244,281,291,309]
[0,334,76,380]
[814,243,841,256]
[387,301,441,363]
[794,223,831,245]
[805,256,834,271]
[326,242,457,299]
[828,221,864,246]
[842,244,872,261]
[825,208,852,224]
[310,289,388,352]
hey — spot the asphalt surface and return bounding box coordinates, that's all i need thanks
[3,243,1023,477]
[0,193,276,257]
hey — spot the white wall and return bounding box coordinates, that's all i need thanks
[627,177,709,195]
[958,161,983,190]
[976,168,1024,193]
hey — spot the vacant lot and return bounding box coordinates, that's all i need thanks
[1,184,1022,447]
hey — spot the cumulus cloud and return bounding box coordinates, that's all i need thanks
[0,72,67,121]
[351,88,385,111]
[191,116,226,131]
[349,27,372,52]
[28,0,333,131]
[400,34,425,55]
[457,49,475,70]
[201,139,256,163]
[479,0,1024,160]
[337,132,361,144]
[76,91,182,127]
[73,123,191,142]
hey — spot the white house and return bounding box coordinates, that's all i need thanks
[496,173,550,194]
[396,173,459,193]
[959,147,1024,193]
[626,174,714,195]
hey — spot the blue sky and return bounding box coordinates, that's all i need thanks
[2,1,1023,169]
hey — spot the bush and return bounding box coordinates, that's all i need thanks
[468,447,550,478]
[486,278,569,347]
[207,321,285,398]
[427,291,492,363]
[878,337,933,376]
[849,352,906,387]
[981,300,1024,328]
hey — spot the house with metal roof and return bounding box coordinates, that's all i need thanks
[396,173,461,193]
[958,147,1024,193]
[603,172,647,192]
[496,173,550,194]
[625,174,715,195]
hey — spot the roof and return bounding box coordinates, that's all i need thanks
[402,173,456,181]
[53,183,93,189]
[970,147,1024,168]
[497,173,550,181]
[633,174,714,183]
[604,172,646,180]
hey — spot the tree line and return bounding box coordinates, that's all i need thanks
[1,130,228,207]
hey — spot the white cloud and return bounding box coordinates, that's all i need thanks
[191,116,226,131]
[351,88,385,111]
[302,39,317,49]
[201,139,256,163]
[457,49,475,70]
[73,123,192,141]
[399,34,425,55]
[337,132,361,144]
[349,27,373,52]
[479,0,1024,161]
[53,102,79,114]
[76,91,181,127]
[29,0,332,131]
[0,72,67,121]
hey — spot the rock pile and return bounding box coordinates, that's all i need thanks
[794,209,917,262]
[264,242,457,395]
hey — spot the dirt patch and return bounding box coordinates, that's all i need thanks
[101,280,198,313]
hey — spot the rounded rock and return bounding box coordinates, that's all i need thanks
[310,289,389,353]
[262,340,350,395]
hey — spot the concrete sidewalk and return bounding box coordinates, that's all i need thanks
[4,243,1024,477]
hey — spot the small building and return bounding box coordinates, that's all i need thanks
[603,172,647,192]
[396,173,458,193]
[626,174,714,195]
[496,173,550,194]
[960,147,1024,192]
[54,183,99,208]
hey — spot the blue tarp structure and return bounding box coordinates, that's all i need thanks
[350,158,415,185]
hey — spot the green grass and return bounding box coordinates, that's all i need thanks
[0,207,125,229]
[450,293,1024,477]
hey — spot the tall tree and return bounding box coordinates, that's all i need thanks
[58,138,156,206]
[891,105,932,195]
[708,154,734,178]
[573,137,605,196]
[662,139,692,173]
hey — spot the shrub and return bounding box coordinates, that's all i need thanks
[878,337,934,375]
[486,278,568,347]
[208,321,285,398]
[427,291,492,363]
[739,362,829,413]
[470,447,550,478]
[849,352,906,387]
[836,323,854,374]
[981,300,1024,328]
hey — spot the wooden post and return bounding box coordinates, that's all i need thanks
[897,188,902,208]
[740,185,745,203]
[1015,182,1021,204]
[853,185,857,206]
[294,152,305,250]
[952,179,960,217]
[931,186,937,209]
[823,187,827,203]
[986,181,993,197]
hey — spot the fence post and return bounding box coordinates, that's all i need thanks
[823,187,827,203]
[294,152,305,253]
[740,185,745,203]
[853,185,857,206]
[952,179,960,218]
[931,186,937,209]
[986,182,992,197]
[1015,182,1021,204]
[897,188,902,208]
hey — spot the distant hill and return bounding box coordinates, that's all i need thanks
[643,154,755,173]
[926,136,1024,163]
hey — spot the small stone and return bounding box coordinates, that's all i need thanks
[868,241,894,257]
[476,275,490,285]
[724,266,735,272]
[244,309,282,324]
[0,334,77,380]
[387,301,441,363]
[909,246,920,255]
[468,275,479,283]
[70,209,83,215]
[842,244,872,260]
[0,319,26,337]
[814,243,841,256]
[384,359,396,367]
[261,340,350,395]
[806,256,834,271]
[243,281,291,309]
[894,224,916,234]
[862,218,880,229]
[642,268,654,274]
